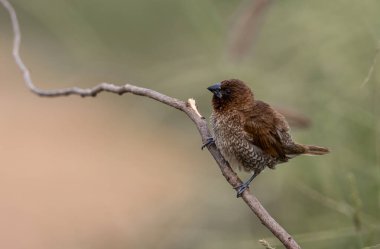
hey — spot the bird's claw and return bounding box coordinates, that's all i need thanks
[234,182,250,198]
[201,137,215,150]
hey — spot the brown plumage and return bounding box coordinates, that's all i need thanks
[207,79,329,197]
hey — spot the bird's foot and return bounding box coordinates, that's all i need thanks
[201,137,215,150]
[234,172,258,198]
[234,182,250,198]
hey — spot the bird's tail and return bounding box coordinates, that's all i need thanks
[302,144,330,155]
[285,144,330,156]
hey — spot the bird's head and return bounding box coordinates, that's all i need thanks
[207,79,254,111]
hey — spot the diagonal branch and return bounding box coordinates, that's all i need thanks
[0,0,301,248]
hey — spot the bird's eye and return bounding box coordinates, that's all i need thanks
[225,89,231,94]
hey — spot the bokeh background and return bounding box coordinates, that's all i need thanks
[0,0,379,248]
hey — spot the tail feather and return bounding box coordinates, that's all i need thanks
[303,145,330,155]
[285,144,329,156]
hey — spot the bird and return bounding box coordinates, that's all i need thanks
[205,79,329,197]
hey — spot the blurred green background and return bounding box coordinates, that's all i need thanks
[0,0,379,248]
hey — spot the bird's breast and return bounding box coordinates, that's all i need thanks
[210,112,243,166]
[210,111,277,172]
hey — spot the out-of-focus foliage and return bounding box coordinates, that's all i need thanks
[0,0,379,249]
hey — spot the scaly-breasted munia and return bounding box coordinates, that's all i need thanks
[206,79,329,197]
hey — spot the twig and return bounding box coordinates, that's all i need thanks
[296,183,377,229]
[275,106,311,129]
[227,0,273,61]
[0,0,301,248]
[362,243,380,249]
[296,183,354,216]
[360,41,380,88]
[259,239,276,249]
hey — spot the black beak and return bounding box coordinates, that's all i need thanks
[207,82,222,98]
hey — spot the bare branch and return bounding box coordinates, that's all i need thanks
[0,1,301,248]
[227,0,273,61]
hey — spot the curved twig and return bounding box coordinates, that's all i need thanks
[0,0,301,248]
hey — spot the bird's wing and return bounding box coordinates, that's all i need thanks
[242,101,290,159]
